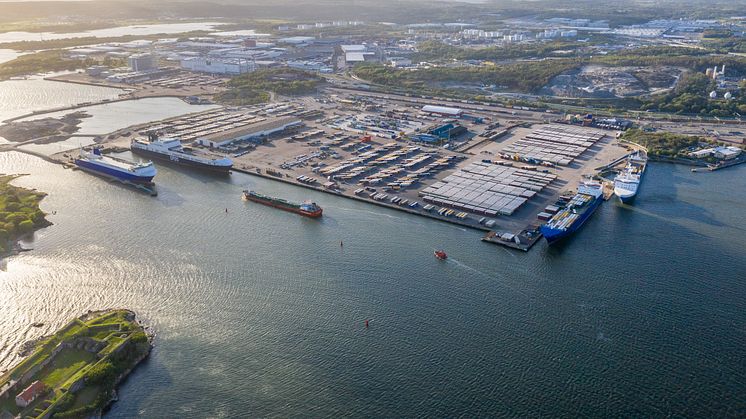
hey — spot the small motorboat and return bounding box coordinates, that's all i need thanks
[434,250,447,260]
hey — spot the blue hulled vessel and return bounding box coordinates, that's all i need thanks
[540,181,603,244]
[75,148,156,184]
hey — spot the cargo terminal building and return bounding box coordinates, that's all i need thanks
[421,105,463,117]
[195,117,303,148]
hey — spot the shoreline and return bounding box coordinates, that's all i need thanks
[0,230,51,261]
[1,94,190,125]
[0,174,52,260]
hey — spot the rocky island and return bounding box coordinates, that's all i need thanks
[0,310,152,418]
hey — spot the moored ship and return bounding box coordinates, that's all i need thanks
[613,151,647,203]
[540,181,603,244]
[242,190,323,218]
[131,133,233,174]
[74,148,156,184]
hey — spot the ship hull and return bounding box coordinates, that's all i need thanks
[615,189,638,204]
[540,196,603,244]
[614,153,647,204]
[74,159,155,184]
[131,147,232,174]
[245,195,323,218]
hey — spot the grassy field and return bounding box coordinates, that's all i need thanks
[39,349,95,388]
[0,397,16,415]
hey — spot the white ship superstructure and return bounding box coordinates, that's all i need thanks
[614,151,647,203]
[131,134,232,173]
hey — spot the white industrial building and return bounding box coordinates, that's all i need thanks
[336,44,380,69]
[128,53,158,72]
[690,146,742,160]
[388,57,412,68]
[462,29,503,38]
[421,105,463,117]
[714,146,742,160]
[180,57,255,75]
[287,60,333,73]
[279,36,316,45]
[195,117,303,148]
[503,34,525,42]
[343,45,376,61]
[208,48,283,61]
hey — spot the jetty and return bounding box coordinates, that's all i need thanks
[481,226,542,252]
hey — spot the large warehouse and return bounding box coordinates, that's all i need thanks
[421,105,463,117]
[195,117,303,148]
[180,57,255,75]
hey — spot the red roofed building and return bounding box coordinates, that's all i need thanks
[15,380,45,408]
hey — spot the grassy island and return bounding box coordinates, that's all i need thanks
[0,309,152,418]
[0,50,94,81]
[0,175,51,256]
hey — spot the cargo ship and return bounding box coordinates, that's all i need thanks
[131,133,232,174]
[75,148,156,184]
[613,151,647,203]
[540,181,603,244]
[242,190,323,218]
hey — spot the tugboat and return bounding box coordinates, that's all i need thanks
[434,250,448,260]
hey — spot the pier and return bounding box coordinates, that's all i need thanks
[481,228,542,252]
[703,155,746,172]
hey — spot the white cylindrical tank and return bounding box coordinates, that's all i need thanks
[709,91,717,99]
[724,92,733,100]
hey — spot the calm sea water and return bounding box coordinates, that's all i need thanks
[1,79,217,155]
[0,49,24,65]
[1,149,745,417]
[18,97,219,136]
[0,22,225,44]
[0,76,122,123]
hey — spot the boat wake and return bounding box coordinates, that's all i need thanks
[335,206,405,220]
[444,256,531,299]
[446,257,490,276]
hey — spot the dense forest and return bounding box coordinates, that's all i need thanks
[641,72,746,116]
[412,40,589,63]
[217,68,322,106]
[0,175,50,255]
[353,43,746,116]
[622,129,711,158]
[354,59,581,95]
